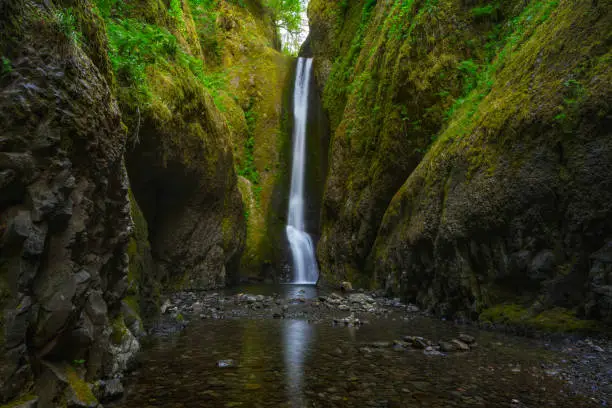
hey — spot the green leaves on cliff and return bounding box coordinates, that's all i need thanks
[238,103,262,202]
[189,0,222,62]
[442,0,562,141]
[107,19,178,101]
[106,18,227,109]
[1,57,11,76]
[54,8,82,45]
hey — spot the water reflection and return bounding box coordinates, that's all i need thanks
[115,311,597,407]
[222,283,319,299]
[281,284,318,299]
[283,319,313,407]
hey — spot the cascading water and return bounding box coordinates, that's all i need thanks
[286,57,319,285]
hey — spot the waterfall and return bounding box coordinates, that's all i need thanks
[286,57,319,285]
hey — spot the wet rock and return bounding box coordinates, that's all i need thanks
[405,336,428,349]
[95,378,124,402]
[9,397,38,408]
[160,299,172,314]
[85,291,107,325]
[191,302,203,314]
[217,359,237,368]
[369,342,391,348]
[348,293,375,304]
[406,304,420,313]
[340,281,353,292]
[458,334,476,344]
[393,340,410,348]
[439,341,457,352]
[423,346,445,357]
[451,339,470,351]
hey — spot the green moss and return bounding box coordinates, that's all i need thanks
[110,315,128,345]
[480,305,599,333]
[65,367,97,406]
[471,4,499,19]
[1,56,12,76]
[0,394,37,408]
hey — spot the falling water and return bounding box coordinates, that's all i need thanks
[286,57,319,285]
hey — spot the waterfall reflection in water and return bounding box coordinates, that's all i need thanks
[115,313,596,408]
[283,320,313,407]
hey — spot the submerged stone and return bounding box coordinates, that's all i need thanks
[217,360,238,368]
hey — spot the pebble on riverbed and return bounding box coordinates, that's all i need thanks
[217,359,237,368]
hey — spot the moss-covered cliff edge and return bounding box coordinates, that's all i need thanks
[308,0,612,324]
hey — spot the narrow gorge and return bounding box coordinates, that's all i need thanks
[0,0,611,407]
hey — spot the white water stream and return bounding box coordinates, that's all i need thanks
[286,57,319,285]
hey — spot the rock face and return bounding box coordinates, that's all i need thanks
[207,0,294,280]
[0,0,136,404]
[126,75,245,290]
[308,0,612,320]
[104,0,247,291]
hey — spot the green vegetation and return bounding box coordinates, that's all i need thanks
[1,56,12,76]
[471,4,500,20]
[189,0,222,62]
[237,102,262,202]
[480,305,599,333]
[65,366,98,406]
[106,18,227,109]
[266,0,304,53]
[441,0,562,143]
[0,394,37,408]
[323,0,378,127]
[110,315,129,345]
[54,7,82,45]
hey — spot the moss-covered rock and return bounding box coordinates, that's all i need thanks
[0,0,131,403]
[309,0,612,323]
[189,0,295,279]
[98,0,246,290]
[480,305,599,334]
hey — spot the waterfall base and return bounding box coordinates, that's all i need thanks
[286,225,318,284]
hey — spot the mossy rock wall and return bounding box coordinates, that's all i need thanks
[0,0,133,404]
[100,0,247,290]
[190,0,294,279]
[308,0,612,320]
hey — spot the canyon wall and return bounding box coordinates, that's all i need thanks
[308,0,612,323]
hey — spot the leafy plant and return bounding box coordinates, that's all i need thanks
[457,59,479,93]
[106,18,228,109]
[1,56,12,76]
[471,4,499,19]
[55,8,82,45]
[189,0,222,63]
